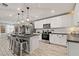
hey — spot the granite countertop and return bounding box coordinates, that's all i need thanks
[67,40,79,43]
[50,33,68,35]
[11,33,40,38]
[67,35,79,43]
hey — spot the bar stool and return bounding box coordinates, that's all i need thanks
[10,35,16,54]
[8,35,11,50]
[15,37,29,56]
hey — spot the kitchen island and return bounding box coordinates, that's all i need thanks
[9,33,40,56]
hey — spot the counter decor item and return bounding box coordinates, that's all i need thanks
[68,27,79,37]
[70,31,79,37]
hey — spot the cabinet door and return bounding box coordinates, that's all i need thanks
[34,21,43,28]
[54,35,62,45]
[39,34,42,41]
[49,34,56,44]
[51,17,62,28]
[54,35,67,46]
[30,36,39,51]
[61,35,67,46]
[52,34,60,44]
[61,15,73,27]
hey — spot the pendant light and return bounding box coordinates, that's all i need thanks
[14,13,20,33]
[26,7,30,21]
[15,13,20,26]
[21,10,24,24]
[15,5,32,27]
[17,13,20,24]
[25,7,33,27]
[19,9,29,26]
[20,10,28,26]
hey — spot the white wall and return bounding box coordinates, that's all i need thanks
[5,24,14,33]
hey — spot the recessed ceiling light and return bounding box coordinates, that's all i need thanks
[17,8,21,11]
[51,10,55,13]
[9,14,12,17]
[27,18,30,21]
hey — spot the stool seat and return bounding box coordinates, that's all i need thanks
[16,38,27,42]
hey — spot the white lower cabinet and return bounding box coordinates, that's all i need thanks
[49,34,67,46]
[68,42,79,56]
[30,35,40,52]
[57,35,67,46]
[38,34,42,41]
[49,34,56,43]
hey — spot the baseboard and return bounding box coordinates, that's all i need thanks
[40,40,67,48]
[49,42,67,48]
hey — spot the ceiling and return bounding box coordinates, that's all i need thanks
[0,3,74,24]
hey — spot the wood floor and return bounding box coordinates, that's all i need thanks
[29,41,67,56]
[0,34,67,56]
[0,37,13,56]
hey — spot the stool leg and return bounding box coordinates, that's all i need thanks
[9,39,11,50]
[26,42,29,53]
[11,40,13,53]
[20,43,23,56]
[12,40,15,54]
[25,42,27,52]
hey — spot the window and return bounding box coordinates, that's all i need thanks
[6,24,14,33]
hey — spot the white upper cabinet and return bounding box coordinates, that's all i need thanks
[34,14,73,28]
[61,14,73,27]
[73,4,79,26]
[34,20,45,28]
[50,16,62,28]
[34,17,62,28]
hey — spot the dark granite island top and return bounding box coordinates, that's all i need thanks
[67,34,79,43]
[67,40,79,43]
[11,33,40,38]
[50,33,68,35]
